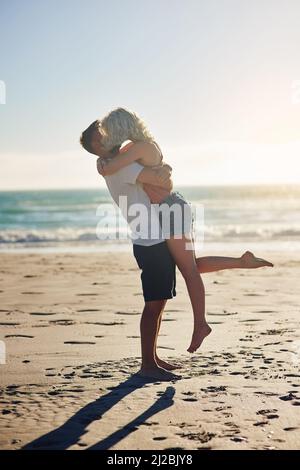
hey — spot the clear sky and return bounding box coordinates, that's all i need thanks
[1,0,300,189]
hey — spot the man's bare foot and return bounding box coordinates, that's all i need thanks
[187,322,212,353]
[137,366,181,381]
[155,357,182,371]
[241,250,273,268]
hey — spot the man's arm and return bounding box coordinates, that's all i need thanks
[96,158,173,191]
[137,164,173,191]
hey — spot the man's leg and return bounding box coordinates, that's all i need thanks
[139,300,181,380]
[140,300,165,370]
[153,301,182,370]
[196,250,274,273]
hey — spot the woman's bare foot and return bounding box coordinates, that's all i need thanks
[187,322,212,353]
[137,366,181,381]
[241,251,273,268]
[155,357,182,370]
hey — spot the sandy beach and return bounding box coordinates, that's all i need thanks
[0,249,299,450]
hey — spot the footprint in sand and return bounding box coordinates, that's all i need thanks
[76,293,99,296]
[176,430,216,443]
[216,405,232,411]
[262,329,289,335]
[77,309,101,312]
[230,437,248,442]
[201,386,227,393]
[30,312,57,316]
[21,292,44,295]
[256,310,276,313]
[64,341,96,345]
[208,311,238,316]
[5,334,34,338]
[239,319,263,323]
[255,391,278,397]
[263,342,281,346]
[253,421,269,427]
[279,393,299,401]
[48,390,64,396]
[256,409,279,419]
[50,320,75,325]
[115,311,139,315]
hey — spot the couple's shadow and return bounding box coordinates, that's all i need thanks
[22,374,175,450]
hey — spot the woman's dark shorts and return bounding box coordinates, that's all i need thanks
[133,241,176,302]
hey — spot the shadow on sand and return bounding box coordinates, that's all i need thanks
[22,374,175,450]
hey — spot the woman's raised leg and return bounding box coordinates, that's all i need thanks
[196,251,273,273]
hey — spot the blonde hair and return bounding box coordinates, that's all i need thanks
[99,107,155,150]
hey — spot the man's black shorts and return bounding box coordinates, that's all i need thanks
[133,241,176,302]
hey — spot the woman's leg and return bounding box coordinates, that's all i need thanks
[166,236,211,353]
[196,251,274,273]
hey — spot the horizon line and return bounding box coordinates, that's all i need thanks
[1,182,300,192]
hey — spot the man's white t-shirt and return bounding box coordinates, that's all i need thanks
[104,162,165,247]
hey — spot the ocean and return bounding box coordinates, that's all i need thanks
[0,185,299,253]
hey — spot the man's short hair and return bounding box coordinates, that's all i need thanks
[80,120,100,153]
